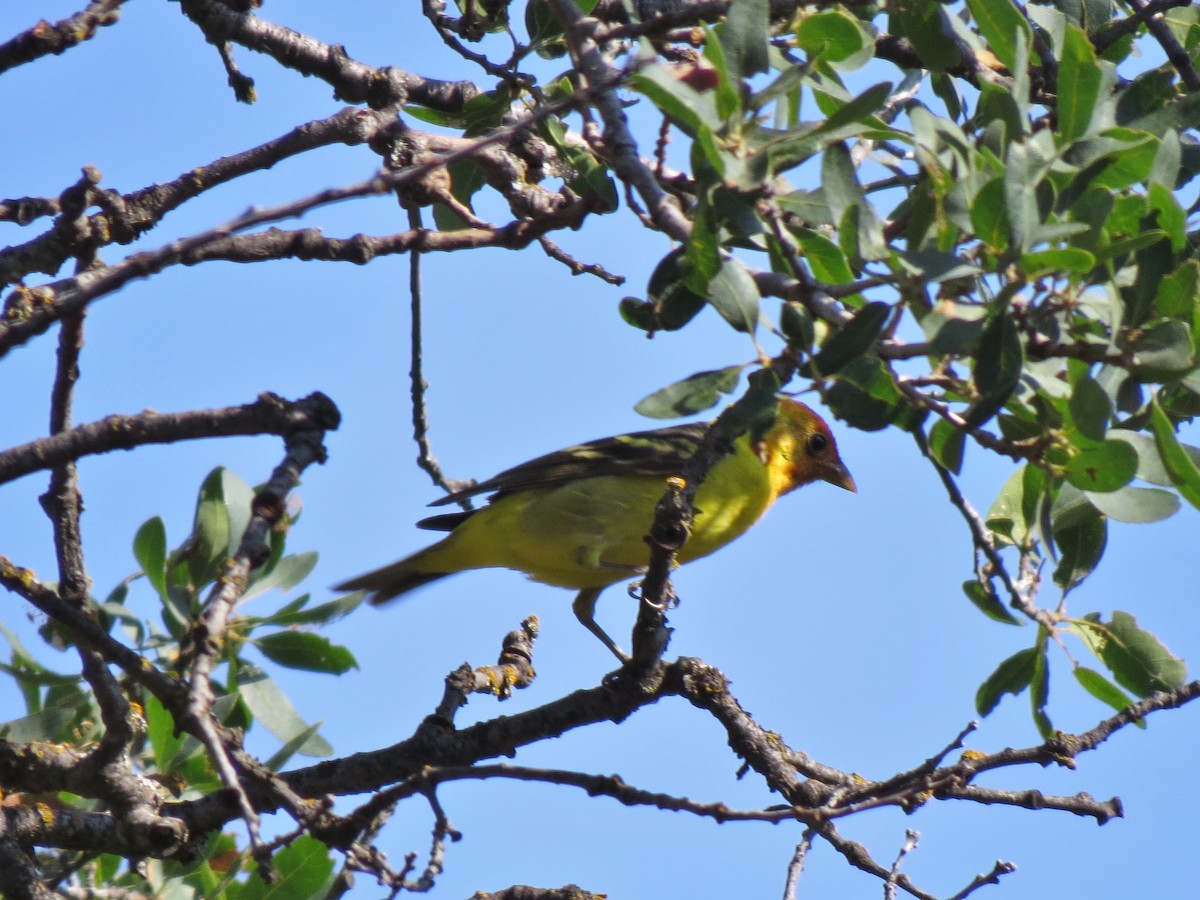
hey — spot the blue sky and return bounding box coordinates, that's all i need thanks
[2,3,1197,897]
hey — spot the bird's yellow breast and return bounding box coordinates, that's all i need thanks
[421,438,777,590]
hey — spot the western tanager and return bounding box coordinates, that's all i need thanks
[337,398,854,659]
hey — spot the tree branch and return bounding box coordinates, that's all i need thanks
[177,0,479,111]
[0,0,126,75]
[0,392,341,486]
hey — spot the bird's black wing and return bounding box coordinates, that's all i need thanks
[426,420,711,509]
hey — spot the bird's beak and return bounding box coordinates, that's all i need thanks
[821,461,857,493]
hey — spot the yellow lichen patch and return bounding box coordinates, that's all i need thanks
[36,802,56,827]
[907,792,936,816]
[960,748,988,762]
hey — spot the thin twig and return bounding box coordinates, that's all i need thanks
[407,206,472,500]
[781,830,814,900]
[537,235,626,284]
[885,830,920,900]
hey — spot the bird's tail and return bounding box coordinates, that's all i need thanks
[334,549,451,605]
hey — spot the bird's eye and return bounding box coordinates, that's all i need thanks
[806,432,829,457]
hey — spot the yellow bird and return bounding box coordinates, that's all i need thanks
[337,398,855,659]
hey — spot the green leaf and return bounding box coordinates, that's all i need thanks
[796,228,855,285]
[1148,396,1200,509]
[1056,25,1103,144]
[524,0,567,58]
[1106,429,1179,485]
[1073,665,1142,725]
[780,301,814,351]
[1031,638,1054,739]
[795,9,873,67]
[987,463,1045,546]
[1148,182,1186,252]
[1068,375,1111,441]
[970,177,1009,249]
[0,707,76,742]
[898,251,981,283]
[702,25,741,122]
[1019,247,1096,277]
[976,647,1039,716]
[630,63,721,135]
[1149,127,1181,189]
[634,366,745,419]
[1052,499,1107,592]
[748,61,808,114]
[838,199,888,263]
[0,622,42,673]
[824,355,920,432]
[619,297,659,332]
[264,592,366,628]
[1093,230,1167,265]
[134,517,168,601]
[928,419,966,475]
[821,82,893,133]
[1063,439,1137,493]
[189,468,231,587]
[144,691,178,770]
[821,142,862,231]
[223,469,254,547]
[237,835,335,900]
[966,0,1033,72]
[890,0,961,71]
[263,721,329,772]
[1003,140,1045,253]
[707,257,761,334]
[1130,320,1195,382]
[720,0,769,81]
[238,665,333,757]
[1155,259,1200,319]
[1083,611,1188,697]
[1085,485,1180,524]
[962,579,1021,625]
[810,301,890,377]
[243,552,319,603]
[685,184,721,294]
[966,311,1023,428]
[255,631,357,675]
[623,250,708,334]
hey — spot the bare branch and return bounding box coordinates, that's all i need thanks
[0,392,341,486]
[0,107,397,290]
[0,0,126,75]
[434,617,540,723]
[408,207,474,499]
[0,103,586,355]
[177,0,479,111]
[1125,0,1200,89]
[548,0,693,241]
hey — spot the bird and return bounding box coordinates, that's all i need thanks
[336,398,855,661]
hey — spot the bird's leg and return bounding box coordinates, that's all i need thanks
[572,587,629,663]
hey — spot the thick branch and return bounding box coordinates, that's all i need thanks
[0,392,341,486]
[177,0,478,111]
[13,659,1194,859]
